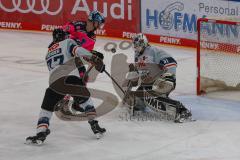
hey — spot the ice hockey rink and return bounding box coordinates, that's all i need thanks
[0,30,240,160]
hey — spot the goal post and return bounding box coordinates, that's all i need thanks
[197,17,240,96]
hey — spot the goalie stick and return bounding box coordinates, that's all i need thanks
[103,69,126,95]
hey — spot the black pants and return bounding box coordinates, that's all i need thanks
[41,75,90,112]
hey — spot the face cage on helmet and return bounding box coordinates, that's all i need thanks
[133,38,145,48]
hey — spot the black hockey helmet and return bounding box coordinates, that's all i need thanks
[52,28,66,42]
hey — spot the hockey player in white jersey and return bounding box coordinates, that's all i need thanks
[26,29,106,145]
[124,33,192,122]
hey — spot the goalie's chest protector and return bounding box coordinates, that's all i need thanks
[135,46,163,79]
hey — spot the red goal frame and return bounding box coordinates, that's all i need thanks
[197,18,240,95]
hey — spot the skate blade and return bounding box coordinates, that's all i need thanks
[24,139,44,146]
[95,133,104,139]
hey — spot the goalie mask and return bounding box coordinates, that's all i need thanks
[132,33,149,53]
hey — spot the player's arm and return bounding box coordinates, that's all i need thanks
[70,42,93,59]
[68,40,105,73]
[62,22,75,35]
[153,51,177,95]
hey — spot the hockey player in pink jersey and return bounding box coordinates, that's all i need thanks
[60,10,105,113]
[62,10,105,51]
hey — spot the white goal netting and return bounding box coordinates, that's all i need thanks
[197,17,240,96]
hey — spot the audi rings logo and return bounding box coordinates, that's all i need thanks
[0,0,63,15]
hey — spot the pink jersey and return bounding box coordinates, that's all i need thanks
[62,21,96,51]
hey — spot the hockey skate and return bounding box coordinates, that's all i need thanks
[88,120,106,139]
[25,129,50,145]
[71,101,85,114]
[58,95,85,115]
[175,107,194,123]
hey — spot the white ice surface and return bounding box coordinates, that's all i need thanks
[0,31,240,160]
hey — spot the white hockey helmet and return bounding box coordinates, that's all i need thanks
[132,33,149,52]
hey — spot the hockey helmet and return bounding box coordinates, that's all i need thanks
[132,33,149,52]
[52,28,66,42]
[88,10,105,25]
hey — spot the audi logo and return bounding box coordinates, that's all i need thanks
[0,0,63,15]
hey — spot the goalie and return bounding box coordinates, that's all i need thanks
[123,33,192,123]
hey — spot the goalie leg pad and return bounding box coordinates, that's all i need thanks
[134,96,146,111]
[143,90,191,121]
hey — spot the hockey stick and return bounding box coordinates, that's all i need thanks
[103,70,126,95]
[122,80,133,105]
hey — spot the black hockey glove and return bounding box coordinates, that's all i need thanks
[91,50,104,60]
[91,56,105,73]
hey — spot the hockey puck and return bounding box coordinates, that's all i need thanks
[111,48,116,53]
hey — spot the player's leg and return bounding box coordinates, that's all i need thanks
[64,75,88,112]
[26,87,64,144]
[151,72,192,122]
[65,75,106,136]
[79,98,106,135]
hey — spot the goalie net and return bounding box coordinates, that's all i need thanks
[197,17,240,99]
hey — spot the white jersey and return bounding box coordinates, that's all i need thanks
[46,39,76,74]
[46,39,92,74]
[134,45,177,81]
[46,39,93,84]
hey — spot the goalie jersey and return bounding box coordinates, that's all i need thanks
[134,46,177,82]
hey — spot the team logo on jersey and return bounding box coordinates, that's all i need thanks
[46,48,62,59]
[48,43,59,52]
[137,56,148,67]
